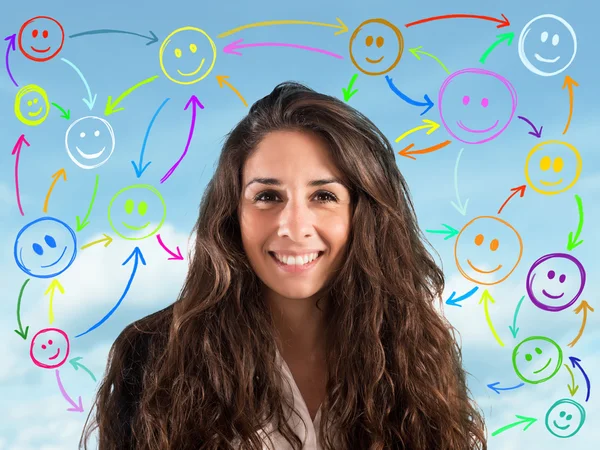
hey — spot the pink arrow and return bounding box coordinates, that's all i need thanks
[223,38,343,59]
[12,134,30,216]
[156,234,184,260]
[55,369,84,412]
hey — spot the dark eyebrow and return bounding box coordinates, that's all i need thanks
[245,177,344,190]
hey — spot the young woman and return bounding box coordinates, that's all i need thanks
[80,81,487,449]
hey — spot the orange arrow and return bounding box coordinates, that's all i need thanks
[216,75,248,107]
[497,185,526,214]
[398,140,451,160]
[567,300,594,347]
[43,168,67,213]
[562,75,579,135]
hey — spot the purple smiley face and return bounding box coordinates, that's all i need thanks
[438,68,518,144]
[526,253,586,312]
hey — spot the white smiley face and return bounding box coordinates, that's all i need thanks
[518,14,577,77]
[65,116,115,169]
[29,328,70,369]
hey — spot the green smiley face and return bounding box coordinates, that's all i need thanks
[512,335,562,384]
[108,184,166,240]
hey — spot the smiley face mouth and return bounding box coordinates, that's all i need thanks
[467,260,502,274]
[366,56,384,63]
[28,106,43,117]
[533,357,552,374]
[122,221,150,231]
[177,58,206,76]
[542,289,564,299]
[535,53,560,63]
[20,246,67,269]
[457,120,499,133]
[31,46,51,53]
[540,178,563,186]
[552,420,570,430]
[76,146,106,159]
[48,348,61,360]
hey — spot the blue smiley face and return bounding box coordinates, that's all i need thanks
[14,217,77,278]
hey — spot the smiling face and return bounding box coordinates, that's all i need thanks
[349,18,404,76]
[525,140,581,195]
[454,216,523,285]
[14,217,77,278]
[438,68,517,144]
[545,398,586,438]
[65,116,116,169]
[14,84,50,126]
[238,130,352,303]
[29,328,70,369]
[159,26,217,85]
[518,14,577,77]
[108,184,167,240]
[526,252,586,312]
[512,336,562,384]
[18,16,65,62]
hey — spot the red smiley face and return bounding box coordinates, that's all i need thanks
[18,16,65,62]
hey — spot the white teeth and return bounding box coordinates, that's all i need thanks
[273,252,320,265]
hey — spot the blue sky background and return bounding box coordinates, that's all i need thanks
[1,0,598,448]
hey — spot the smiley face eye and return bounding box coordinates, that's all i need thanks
[138,201,148,216]
[462,95,470,105]
[481,98,489,108]
[190,43,197,53]
[175,48,182,58]
[42,344,46,349]
[548,270,555,279]
[365,35,373,46]
[535,347,542,354]
[94,130,100,137]
[124,198,135,214]
[540,155,551,171]
[27,100,32,107]
[48,339,53,345]
[32,243,43,255]
[541,31,548,42]
[490,238,499,251]
[42,30,49,39]
[474,233,483,245]
[552,34,559,46]
[525,353,532,361]
[553,157,564,172]
[33,97,38,104]
[44,234,56,248]
[32,29,39,38]
[559,274,566,283]
[376,36,384,47]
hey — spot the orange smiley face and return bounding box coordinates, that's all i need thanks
[349,18,404,76]
[454,216,523,285]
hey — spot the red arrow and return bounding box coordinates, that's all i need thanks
[498,185,526,214]
[12,134,30,216]
[405,13,510,29]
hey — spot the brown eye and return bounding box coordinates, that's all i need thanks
[376,36,384,47]
[365,35,373,46]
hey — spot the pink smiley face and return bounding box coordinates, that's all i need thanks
[29,327,70,368]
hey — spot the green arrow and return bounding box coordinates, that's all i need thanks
[75,174,99,231]
[408,46,450,74]
[69,357,97,382]
[342,73,358,102]
[480,32,514,63]
[51,102,71,119]
[14,278,30,340]
[425,223,459,240]
[567,194,584,250]
[491,415,537,436]
[105,75,159,115]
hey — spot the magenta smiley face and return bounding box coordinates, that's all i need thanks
[29,327,70,369]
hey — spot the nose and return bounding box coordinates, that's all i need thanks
[276,197,314,240]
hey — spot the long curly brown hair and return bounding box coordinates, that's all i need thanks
[79,81,487,449]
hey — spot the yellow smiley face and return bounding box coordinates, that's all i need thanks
[525,140,581,195]
[14,84,50,126]
[159,26,217,85]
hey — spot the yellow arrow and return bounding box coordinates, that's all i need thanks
[81,233,113,250]
[479,289,504,347]
[45,279,64,324]
[395,119,440,143]
[216,75,247,107]
[43,168,67,213]
[217,17,348,38]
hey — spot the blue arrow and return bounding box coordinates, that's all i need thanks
[570,356,591,402]
[132,97,170,178]
[487,381,525,394]
[75,247,146,338]
[61,58,97,110]
[385,75,434,115]
[446,286,479,307]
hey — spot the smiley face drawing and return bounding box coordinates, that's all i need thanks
[438,68,517,144]
[108,184,167,240]
[14,84,50,126]
[454,216,523,285]
[518,14,577,77]
[17,16,65,62]
[30,328,70,369]
[349,18,404,76]
[14,217,77,278]
[526,253,586,312]
[545,398,586,438]
[512,336,562,384]
[65,116,116,169]
[525,140,582,195]
[159,26,217,85]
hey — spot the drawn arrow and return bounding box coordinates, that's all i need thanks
[216,75,247,106]
[566,194,584,250]
[479,289,504,347]
[222,38,343,59]
[14,278,30,340]
[75,174,99,231]
[51,102,71,119]
[425,223,459,240]
[12,134,30,216]
[81,233,113,250]
[445,286,479,307]
[398,140,451,160]
[385,75,434,115]
[43,168,67,213]
[45,278,65,325]
[156,234,184,260]
[217,17,348,38]
[517,115,543,138]
[562,75,578,135]
[569,356,590,401]
[69,29,158,45]
[406,13,510,29]
[4,34,17,86]
[564,363,579,396]
[497,185,526,215]
[487,381,525,394]
[480,32,514,63]
[395,119,440,143]
[508,295,525,338]
[408,46,450,73]
[56,369,84,412]
[61,58,97,110]
[491,415,537,436]
[69,357,97,382]
[450,147,469,216]
[132,98,170,178]
[567,301,594,348]
[105,75,159,115]
[342,73,359,102]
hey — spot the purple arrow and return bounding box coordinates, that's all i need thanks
[4,34,17,87]
[570,356,590,402]
[517,116,542,138]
